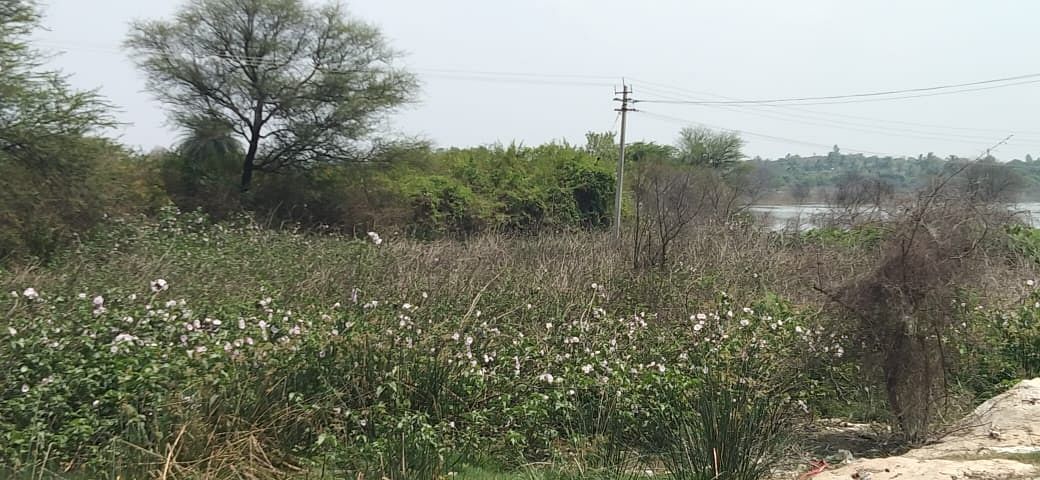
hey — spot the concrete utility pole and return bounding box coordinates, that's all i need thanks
[613,83,635,239]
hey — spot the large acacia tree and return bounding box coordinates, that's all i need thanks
[126,0,417,190]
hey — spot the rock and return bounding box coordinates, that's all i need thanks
[811,379,1040,480]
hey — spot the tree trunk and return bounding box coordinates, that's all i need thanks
[241,100,266,192]
[240,139,258,191]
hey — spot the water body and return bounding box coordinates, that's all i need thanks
[749,203,1040,231]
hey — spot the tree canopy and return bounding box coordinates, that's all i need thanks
[126,0,417,190]
[675,127,745,168]
[0,0,113,160]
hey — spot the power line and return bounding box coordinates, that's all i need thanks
[419,73,613,87]
[638,109,898,157]
[631,77,1040,138]
[634,72,1040,106]
[633,83,1040,147]
[409,68,617,80]
[30,38,1040,153]
[34,39,619,88]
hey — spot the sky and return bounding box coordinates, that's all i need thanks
[31,0,1040,160]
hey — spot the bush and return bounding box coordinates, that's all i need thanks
[378,143,616,238]
[1,212,847,477]
[0,139,165,263]
[402,175,488,239]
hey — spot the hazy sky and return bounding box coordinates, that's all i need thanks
[31,0,1040,160]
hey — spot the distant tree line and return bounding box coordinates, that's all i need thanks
[749,146,1036,202]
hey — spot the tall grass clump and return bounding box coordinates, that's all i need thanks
[650,370,791,480]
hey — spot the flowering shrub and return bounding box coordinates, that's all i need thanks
[949,288,1040,400]
[0,213,851,477]
[7,209,1034,478]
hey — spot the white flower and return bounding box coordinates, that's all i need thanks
[581,364,594,374]
[451,332,460,341]
[7,327,16,336]
[77,293,87,300]
[366,231,383,245]
[740,319,750,327]
[695,313,707,321]
[795,326,804,334]
[693,322,704,332]
[22,288,39,300]
[545,322,553,331]
[465,336,474,347]
[150,279,169,292]
[211,319,222,326]
[113,333,137,344]
[21,384,29,393]
[567,389,576,396]
[1028,279,1036,287]
[538,373,555,384]
[238,319,246,330]
[92,296,105,308]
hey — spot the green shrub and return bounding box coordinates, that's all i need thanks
[402,175,487,239]
[0,139,165,263]
[0,212,846,477]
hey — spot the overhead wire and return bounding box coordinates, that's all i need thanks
[34,39,619,88]
[30,38,1040,153]
[632,82,1040,149]
[631,77,1040,138]
[633,72,1040,105]
[638,109,897,157]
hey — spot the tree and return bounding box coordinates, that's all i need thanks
[0,0,125,260]
[0,0,112,160]
[126,0,417,191]
[790,180,812,204]
[626,141,677,163]
[675,127,744,169]
[584,131,616,163]
[160,114,244,215]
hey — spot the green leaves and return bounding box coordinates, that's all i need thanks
[126,0,418,189]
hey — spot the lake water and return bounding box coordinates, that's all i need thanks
[749,203,1040,231]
